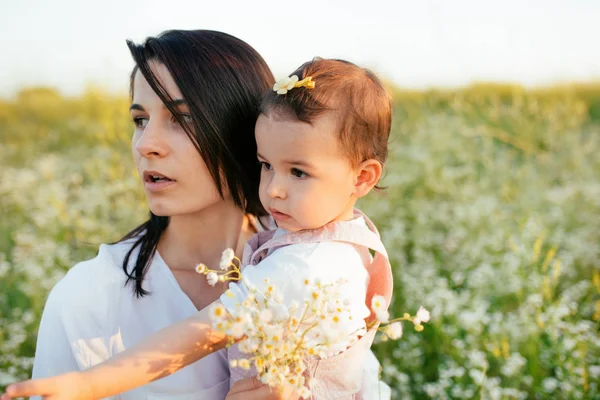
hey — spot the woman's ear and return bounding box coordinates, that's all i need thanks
[353,159,382,198]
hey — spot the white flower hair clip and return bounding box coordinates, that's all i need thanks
[272,75,316,95]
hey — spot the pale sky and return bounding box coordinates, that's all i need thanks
[1,0,599,97]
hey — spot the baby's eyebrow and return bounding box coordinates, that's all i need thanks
[283,159,313,168]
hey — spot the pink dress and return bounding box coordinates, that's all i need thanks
[227,209,394,399]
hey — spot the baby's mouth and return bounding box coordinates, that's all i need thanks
[270,208,291,222]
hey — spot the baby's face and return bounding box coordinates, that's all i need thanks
[255,111,357,232]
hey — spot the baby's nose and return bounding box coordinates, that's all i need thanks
[267,178,286,199]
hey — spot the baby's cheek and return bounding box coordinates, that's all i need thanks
[312,204,331,225]
[295,199,315,224]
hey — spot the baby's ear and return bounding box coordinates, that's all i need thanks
[353,159,382,198]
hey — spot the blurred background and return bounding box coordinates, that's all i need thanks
[1,0,599,398]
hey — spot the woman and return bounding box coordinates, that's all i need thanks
[28,30,389,399]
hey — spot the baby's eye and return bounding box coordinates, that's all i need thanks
[291,168,308,178]
[133,117,148,129]
[260,162,272,171]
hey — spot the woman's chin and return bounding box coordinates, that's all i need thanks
[148,201,174,217]
[147,195,227,219]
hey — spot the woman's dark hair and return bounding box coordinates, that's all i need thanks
[119,30,274,297]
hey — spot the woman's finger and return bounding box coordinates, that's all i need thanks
[5,376,57,397]
[226,377,280,400]
[227,385,279,400]
[227,376,263,393]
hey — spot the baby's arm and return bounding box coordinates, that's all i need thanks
[3,302,228,400]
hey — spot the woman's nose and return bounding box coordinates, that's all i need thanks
[134,121,168,158]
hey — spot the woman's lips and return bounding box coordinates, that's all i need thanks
[144,180,176,192]
[143,170,176,193]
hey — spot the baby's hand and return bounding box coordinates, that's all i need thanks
[1,371,94,400]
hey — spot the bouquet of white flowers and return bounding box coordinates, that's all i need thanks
[197,249,430,398]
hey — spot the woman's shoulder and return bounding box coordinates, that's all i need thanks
[45,239,139,320]
[62,239,137,288]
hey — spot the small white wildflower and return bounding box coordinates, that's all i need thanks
[589,365,600,379]
[239,338,259,353]
[270,303,290,322]
[209,303,227,322]
[261,367,277,386]
[230,322,245,339]
[220,248,235,270]
[259,309,273,323]
[415,306,431,324]
[298,386,312,399]
[385,322,403,340]
[371,295,387,312]
[195,263,206,274]
[542,377,558,392]
[375,309,390,324]
[266,326,284,344]
[207,272,219,287]
[469,368,485,385]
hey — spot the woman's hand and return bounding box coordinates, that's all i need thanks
[2,374,300,400]
[226,377,300,400]
[1,371,94,400]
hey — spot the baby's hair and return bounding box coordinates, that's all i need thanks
[260,58,392,168]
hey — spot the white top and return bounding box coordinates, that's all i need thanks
[220,217,372,346]
[31,234,390,400]
[31,239,231,400]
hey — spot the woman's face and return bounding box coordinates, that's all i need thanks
[130,61,222,216]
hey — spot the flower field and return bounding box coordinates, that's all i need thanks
[1,84,598,398]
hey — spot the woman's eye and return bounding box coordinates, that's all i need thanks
[170,113,193,126]
[261,162,272,171]
[133,117,148,129]
[291,168,308,178]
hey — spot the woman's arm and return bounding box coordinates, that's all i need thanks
[4,302,228,400]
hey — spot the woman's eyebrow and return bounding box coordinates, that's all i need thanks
[129,100,187,112]
[129,104,145,112]
[166,99,188,108]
